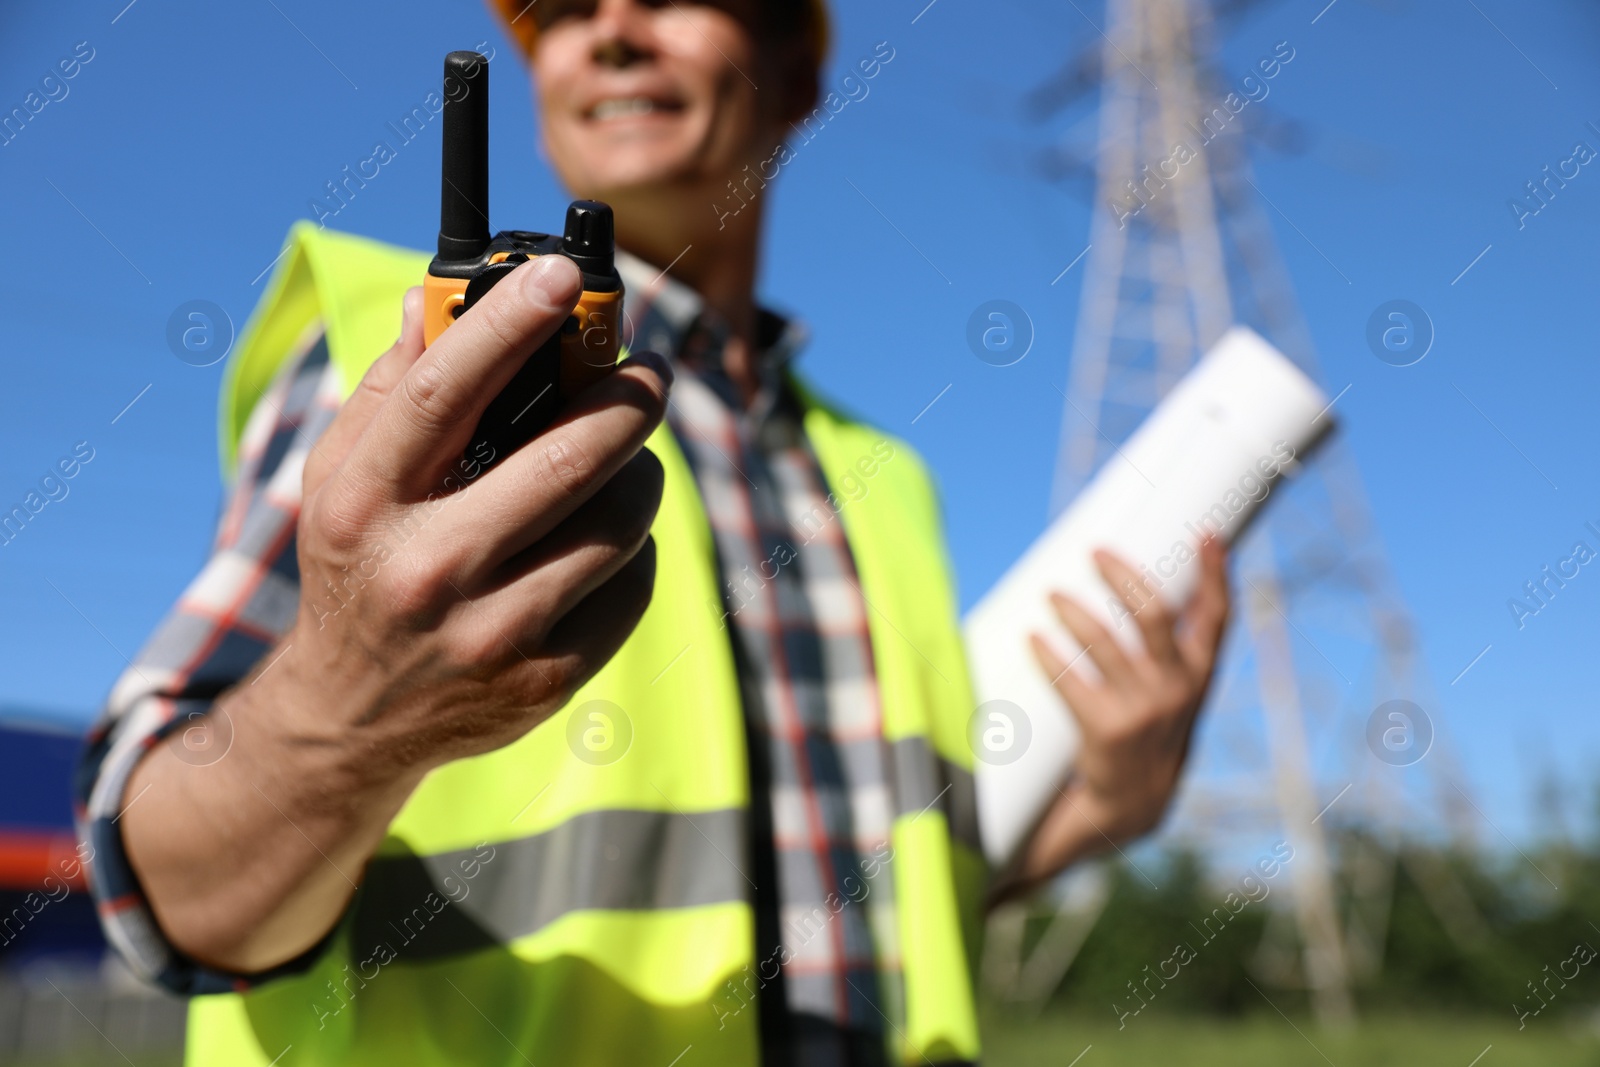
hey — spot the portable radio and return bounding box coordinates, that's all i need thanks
[423,50,624,459]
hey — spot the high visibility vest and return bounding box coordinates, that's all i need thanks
[194,222,986,1066]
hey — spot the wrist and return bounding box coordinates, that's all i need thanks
[987,779,1106,908]
[1036,779,1114,867]
[235,628,428,811]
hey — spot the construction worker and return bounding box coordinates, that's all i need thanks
[76,2,1231,1064]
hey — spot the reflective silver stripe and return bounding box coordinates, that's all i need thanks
[888,736,980,855]
[349,742,980,966]
[945,761,981,857]
[352,808,747,963]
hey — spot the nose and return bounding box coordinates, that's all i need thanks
[589,0,655,69]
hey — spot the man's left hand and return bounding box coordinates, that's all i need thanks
[991,538,1230,905]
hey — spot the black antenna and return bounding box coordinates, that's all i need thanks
[436,50,491,268]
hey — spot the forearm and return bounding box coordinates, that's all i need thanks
[119,643,422,974]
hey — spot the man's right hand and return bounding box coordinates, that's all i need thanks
[120,254,671,973]
[292,253,668,772]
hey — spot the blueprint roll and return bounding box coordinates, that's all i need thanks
[963,326,1335,867]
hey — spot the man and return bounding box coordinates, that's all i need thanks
[77,2,1230,1064]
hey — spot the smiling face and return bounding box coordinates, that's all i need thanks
[530,0,813,214]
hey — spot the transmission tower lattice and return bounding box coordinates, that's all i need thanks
[998,0,1472,1026]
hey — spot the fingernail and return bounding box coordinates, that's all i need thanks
[623,350,674,388]
[398,292,415,340]
[520,254,581,304]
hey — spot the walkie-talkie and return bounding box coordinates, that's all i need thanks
[423,50,624,458]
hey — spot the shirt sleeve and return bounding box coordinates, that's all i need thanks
[74,329,342,995]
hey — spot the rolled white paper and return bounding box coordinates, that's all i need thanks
[963,326,1334,866]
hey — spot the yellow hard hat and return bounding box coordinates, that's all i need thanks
[485,0,830,70]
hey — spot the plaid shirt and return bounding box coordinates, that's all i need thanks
[76,252,900,1063]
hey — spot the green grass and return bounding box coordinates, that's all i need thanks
[13,1014,1600,1066]
[980,1011,1600,1066]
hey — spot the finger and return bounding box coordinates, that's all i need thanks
[516,535,659,704]
[1093,548,1181,668]
[422,539,658,757]
[1176,537,1231,679]
[1029,632,1104,727]
[429,350,672,570]
[474,448,664,634]
[306,288,426,498]
[347,255,584,497]
[1048,591,1136,690]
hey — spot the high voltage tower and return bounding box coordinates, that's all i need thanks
[984,0,1478,1025]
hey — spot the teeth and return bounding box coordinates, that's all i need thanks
[592,98,658,120]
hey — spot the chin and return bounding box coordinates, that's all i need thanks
[565,146,718,202]
[591,153,695,191]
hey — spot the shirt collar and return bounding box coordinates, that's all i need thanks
[616,249,808,416]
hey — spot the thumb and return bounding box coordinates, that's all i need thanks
[303,287,426,499]
[1176,537,1230,679]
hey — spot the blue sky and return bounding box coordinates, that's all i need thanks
[2,0,1598,846]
